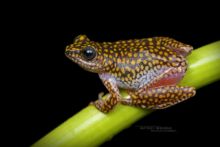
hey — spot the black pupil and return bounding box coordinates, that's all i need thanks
[83,47,96,60]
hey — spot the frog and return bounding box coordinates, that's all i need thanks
[65,35,196,113]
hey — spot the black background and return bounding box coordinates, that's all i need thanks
[4,2,220,147]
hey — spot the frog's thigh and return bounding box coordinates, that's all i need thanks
[121,86,196,109]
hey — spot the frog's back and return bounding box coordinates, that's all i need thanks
[101,38,157,54]
[100,37,193,90]
[101,37,192,59]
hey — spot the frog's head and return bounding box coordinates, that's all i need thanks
[65,35,105,73]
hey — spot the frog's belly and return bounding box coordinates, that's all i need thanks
[116,77,144,90]
[116,69,159,90]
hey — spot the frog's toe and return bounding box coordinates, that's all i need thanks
[98,92,112,101]
[98,92,105,99]
[89,101,94,105]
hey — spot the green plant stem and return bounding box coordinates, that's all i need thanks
[32,41,220,147]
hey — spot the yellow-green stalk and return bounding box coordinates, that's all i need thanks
[32,41,220,147]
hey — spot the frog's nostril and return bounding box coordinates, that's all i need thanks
[65,50,73,57]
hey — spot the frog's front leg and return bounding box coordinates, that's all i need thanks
[92,73,120,113]
[121,86,196,109]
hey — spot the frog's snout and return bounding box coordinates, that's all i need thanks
[65,49,80,58]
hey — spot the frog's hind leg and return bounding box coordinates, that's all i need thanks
[120,67,196,109]
[121,86,195,109]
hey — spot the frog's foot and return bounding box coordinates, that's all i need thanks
[121,86,196,109]
[91,95,118,113]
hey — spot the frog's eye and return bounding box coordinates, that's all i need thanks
[82,46,97,60]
